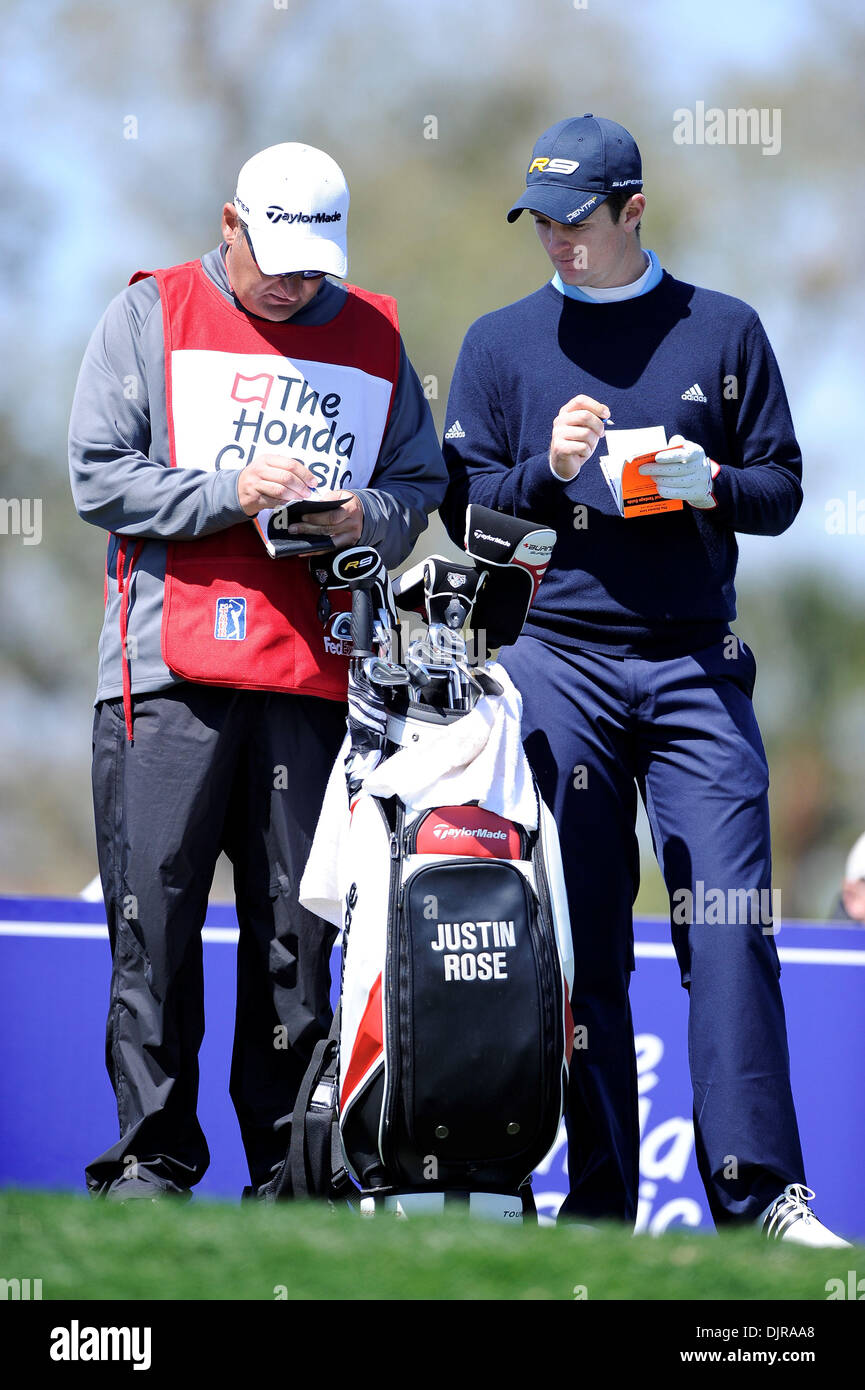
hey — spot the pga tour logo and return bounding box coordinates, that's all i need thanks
[214,597,246,640]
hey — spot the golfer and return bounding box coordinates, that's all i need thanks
[441,114,848,1245]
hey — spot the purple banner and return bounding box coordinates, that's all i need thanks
[1,897,862,1239]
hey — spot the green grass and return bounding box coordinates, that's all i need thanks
[1,1188,861,1301]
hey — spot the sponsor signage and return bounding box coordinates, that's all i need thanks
[1,900,862,1237]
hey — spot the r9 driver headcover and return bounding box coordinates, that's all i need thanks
[330,546,396,658]
[331,546,394,794]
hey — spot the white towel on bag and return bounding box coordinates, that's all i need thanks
[298,662,537,930]
[362,663,536,823]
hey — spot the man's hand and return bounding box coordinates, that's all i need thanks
[549,395,611,480]
[237,454,317,516]
[638,435,720,509]
[286,490,365,549]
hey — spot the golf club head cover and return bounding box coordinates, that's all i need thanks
[463,505,556,649]
[423,557,484,631]
[392,560,428,618]
[309,551,351,591]
[330,547,387,656]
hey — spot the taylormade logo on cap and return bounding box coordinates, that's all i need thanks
[264,207,342,225]
[234,143,349,277]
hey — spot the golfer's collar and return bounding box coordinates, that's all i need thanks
[551,249,662,303]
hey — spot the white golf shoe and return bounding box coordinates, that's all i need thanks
[759,1184,851,1247]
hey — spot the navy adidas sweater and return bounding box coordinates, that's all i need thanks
[441,273,802,657]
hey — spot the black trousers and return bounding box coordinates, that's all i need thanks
[85,684,347,1196]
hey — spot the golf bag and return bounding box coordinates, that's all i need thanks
[266,507,575,1215]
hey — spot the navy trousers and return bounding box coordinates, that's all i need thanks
[501,633,805,1227]
[86,684,347,1197]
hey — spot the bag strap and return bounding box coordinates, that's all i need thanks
[289,1032,338,1197]
[266,1003,352,1202]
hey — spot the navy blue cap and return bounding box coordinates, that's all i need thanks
[507,114,642,225]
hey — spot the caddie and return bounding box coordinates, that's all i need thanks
[441,115,849,1245]
[69,142,446,1200]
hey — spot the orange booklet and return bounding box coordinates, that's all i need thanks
[621,451,683,519]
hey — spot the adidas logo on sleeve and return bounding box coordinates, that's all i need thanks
[445,420,466,439]
[681,383,708,403]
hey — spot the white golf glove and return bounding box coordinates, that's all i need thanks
[639,435,720,509]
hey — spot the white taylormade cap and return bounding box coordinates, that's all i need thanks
[233,143,349,277]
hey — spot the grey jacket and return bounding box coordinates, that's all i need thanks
[69,246,447,701]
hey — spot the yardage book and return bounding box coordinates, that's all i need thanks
[600,426,683,519]
[251,496,339,557]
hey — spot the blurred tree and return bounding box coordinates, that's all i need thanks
[1,0,863,911]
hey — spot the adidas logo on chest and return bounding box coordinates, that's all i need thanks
[681,382,708,403]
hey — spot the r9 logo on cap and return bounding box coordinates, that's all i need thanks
[528,157,581,176]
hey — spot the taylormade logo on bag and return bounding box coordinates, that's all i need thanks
[430,920,516,981]
[432,824,508,842]
[416,808,522,859]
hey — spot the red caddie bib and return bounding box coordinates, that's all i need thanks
[139,258,399,701]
